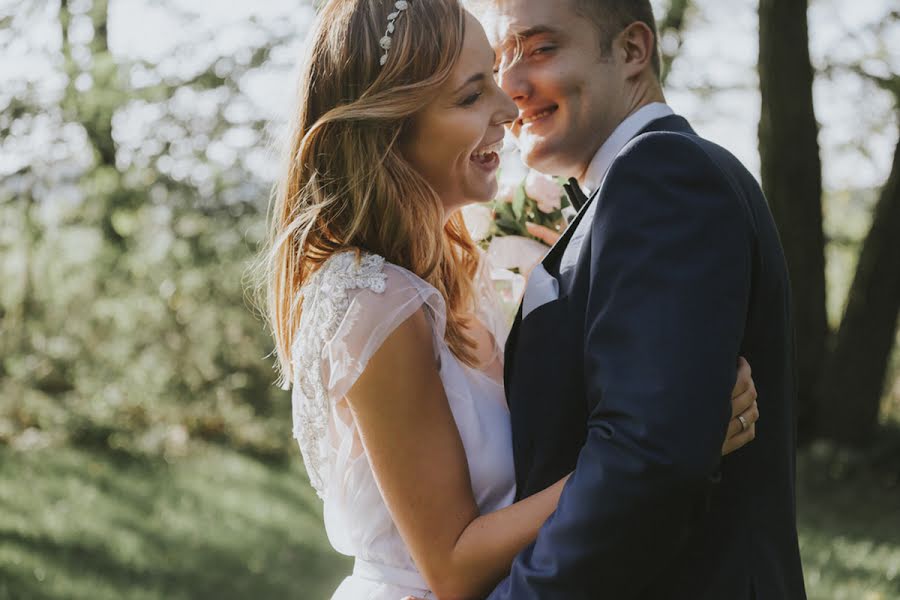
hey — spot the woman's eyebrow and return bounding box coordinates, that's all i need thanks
[452,72,486,95]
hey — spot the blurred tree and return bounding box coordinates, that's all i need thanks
[759,1,900,445]
[658,0,692,85]
[0,0,307,459]
[758,0,827,442]
[816,64,900,445]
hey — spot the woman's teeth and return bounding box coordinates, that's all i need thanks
[471,140,503,162]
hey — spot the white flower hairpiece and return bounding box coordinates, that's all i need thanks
[379,1,410,66]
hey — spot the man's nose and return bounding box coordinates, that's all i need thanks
[498,61,531,105]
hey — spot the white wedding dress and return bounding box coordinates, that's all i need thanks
[290,250,516,599]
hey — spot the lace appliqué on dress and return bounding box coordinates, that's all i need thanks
[291,252,387,498]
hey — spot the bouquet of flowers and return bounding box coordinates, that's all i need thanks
[491,169,571,241]
[463,158,571,317]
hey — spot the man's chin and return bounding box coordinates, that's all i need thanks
[519,139,563,175]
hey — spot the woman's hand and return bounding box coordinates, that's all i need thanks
[722,357,759,455]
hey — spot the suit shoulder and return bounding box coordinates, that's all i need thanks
[611,130,759,207]
[619,130,720,171]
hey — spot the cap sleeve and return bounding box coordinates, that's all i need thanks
[290,252,445,497]
[322,263,447,402]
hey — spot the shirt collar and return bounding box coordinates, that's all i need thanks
[580,102,674,194]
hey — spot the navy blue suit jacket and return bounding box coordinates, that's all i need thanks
[488,115,806,599]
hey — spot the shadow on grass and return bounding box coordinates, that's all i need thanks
[796,428,900,597]
[0,444,350,600]
[0,565,56,600]
[1,527,340,599]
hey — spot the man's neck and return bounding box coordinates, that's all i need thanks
[575,87,667,187]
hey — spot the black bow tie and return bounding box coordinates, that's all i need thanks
[562,177,588,211]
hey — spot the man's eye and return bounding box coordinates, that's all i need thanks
[533,46,556,56]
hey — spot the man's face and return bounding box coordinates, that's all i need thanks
[477,0,628,178]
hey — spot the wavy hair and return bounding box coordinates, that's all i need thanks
[257,0,481,390]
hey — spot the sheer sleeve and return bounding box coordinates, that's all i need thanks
[290,252,446,498]
[322,264,447,402]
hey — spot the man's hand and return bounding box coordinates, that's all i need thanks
[722,356,759,455]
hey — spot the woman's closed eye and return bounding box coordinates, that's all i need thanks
[460,91,483,107]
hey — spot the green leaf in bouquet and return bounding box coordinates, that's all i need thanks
[512,186,527,220]
[494,200,517,223]
[494,217,526,236]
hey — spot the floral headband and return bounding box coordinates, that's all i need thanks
[379,1,410,66]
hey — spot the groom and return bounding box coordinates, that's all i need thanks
[469,0,807,598]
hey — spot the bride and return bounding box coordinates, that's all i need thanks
[259,1,759,598]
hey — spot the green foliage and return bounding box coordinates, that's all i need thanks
[0,0,293,462]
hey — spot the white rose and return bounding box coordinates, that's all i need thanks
[461,203,494,242]
[487,235,548,275]
[490,267,527,313]
[524,170,563,213]
[495,178,518,204]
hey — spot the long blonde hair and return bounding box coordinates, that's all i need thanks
[259,0,481,390]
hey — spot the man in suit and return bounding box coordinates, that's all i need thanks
[469,0,807,597]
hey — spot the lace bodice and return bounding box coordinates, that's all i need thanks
[291,251,389,496]
[289,250,516,598]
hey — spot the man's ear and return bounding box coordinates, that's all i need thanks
[617,21,656,78]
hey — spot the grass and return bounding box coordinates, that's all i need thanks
[0,440,898,600]
[796,437,900,600]
[0,444,351,600]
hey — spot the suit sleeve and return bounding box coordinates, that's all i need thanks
[488,133,753,599]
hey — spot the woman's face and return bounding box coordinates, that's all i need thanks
[401,11,518,216]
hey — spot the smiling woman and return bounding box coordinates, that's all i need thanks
[400,12,517,215]
[257,0,574,598]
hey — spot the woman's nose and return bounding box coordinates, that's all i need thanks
[495,90,519,127]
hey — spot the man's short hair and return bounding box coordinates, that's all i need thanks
[573,0,661,78]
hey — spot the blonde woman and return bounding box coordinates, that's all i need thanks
[259,1,759,598]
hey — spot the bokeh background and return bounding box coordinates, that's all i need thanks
[1,0,898,598]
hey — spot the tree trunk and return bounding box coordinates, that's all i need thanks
[60,0,124,246]
[816,135,900,445]
[658,0,691,86]
[758,0,828,442]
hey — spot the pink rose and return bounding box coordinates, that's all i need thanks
[525,170,562,213]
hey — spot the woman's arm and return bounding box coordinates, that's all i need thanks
[346,307,563,600]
